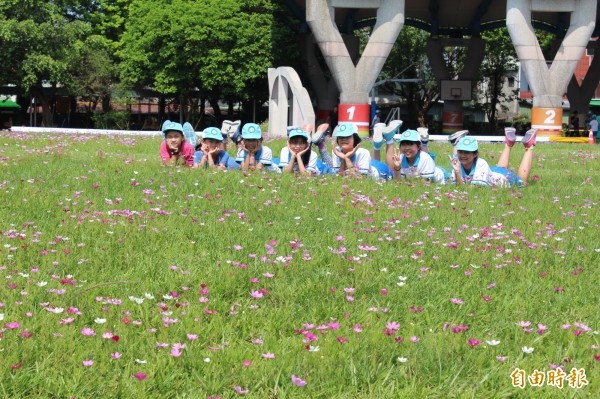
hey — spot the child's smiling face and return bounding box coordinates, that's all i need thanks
[243,139,262,152]
[165,131,184,151]
[337,135,355,153]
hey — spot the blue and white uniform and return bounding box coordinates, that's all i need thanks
[451,157,520,186]
[398,151,445,184]
[332,147,379,178]
[278,147,320,174]
[236,146,281,173]
[193,150,231,169]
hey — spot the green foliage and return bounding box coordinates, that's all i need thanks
[91,109,131,129]
[119,0,290,102]
[379,26,440,128]
[477,28,519,133]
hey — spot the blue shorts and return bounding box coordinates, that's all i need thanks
[370,160,391,180]
[490,166,524,187]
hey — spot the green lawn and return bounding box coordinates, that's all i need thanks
[0,132,598,398]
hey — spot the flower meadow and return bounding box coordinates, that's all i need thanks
[0,131,599,398]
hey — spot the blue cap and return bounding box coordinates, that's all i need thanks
[242,123,262,139]
[457,136,478,152]
[288,128,308,140]
[336,122,358,138]
[202,127,224,141]
[398,129,421,143]
[162,121,184,135]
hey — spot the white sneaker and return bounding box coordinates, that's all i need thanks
[448,130,469,146]
[417,127,429,143]
[504,127,517,147]
[183,122,195,146]
[522,128,538,149]
[372,123,386,145]
[221,120,241,139]
[311,123,329,145]
[383,120,403,141]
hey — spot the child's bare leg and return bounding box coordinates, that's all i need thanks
[384,142,395,167]
[517,128,538,185]
[517,147,534,185]
[497,145,511,168]
[373,148,381,162]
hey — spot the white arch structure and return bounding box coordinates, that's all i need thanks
[268,67,315,138]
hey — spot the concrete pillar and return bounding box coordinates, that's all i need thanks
[567,40,600,129]
[507,0,596,136]
[302,33,359,123]
[267,67,315,138]
[427,37,485,134]
[306,0,405,137]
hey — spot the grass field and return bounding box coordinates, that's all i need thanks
[0,131,599,398]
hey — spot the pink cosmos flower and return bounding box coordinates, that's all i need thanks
[81,327,96,336]
[450,298,463,305]
[5,322,20,329]
[386,322,400,332]
[353,324,362,333]
[250,290,263,299]
[234,386,248,394]
[171,348,183,357]
[187,334,198,341]
[516,321,531,327]
[243,360,252,368]
[133,372,148,380]
[262,353,275,359]
[410,336,420,343]
[291,374,307,387]
[111,352,122,359]
[82,360,94,367]
[496,356,507,361]
[467,339,481,347]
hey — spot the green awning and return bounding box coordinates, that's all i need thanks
[0,99,21,109]
[590,99,600,107]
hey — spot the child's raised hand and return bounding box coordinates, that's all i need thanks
[346,142,360,158]
[286,142,297,157]
[332,146,346,159]
[297,145,309,157]
[392,150,401,168]
[451,157,460,172]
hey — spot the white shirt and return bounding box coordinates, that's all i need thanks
[278,147,319,174]
[235,146,280,172]
[332,147,372,175]
[398,151,444,183]
[451,157,503,186]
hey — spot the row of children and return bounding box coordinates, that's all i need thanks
[160,118,537,186]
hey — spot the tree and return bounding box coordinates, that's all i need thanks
[0,0,90,126]
[119,0,296,123]
[477,28,518,134]
[377,26,440,129]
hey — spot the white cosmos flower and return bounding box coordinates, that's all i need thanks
[144,293,155,299]
[486,340,501,346]
[522,346,534,354]
[36,281,48,287]
[203,358,211,363]
[398,276,408,281]
[129,296,144,304]
[396,282,405,287]
[135,359,147,364]
[162,294,173,300]
[94,318,107,324]
[308,346,320,352]
[397,357,408,363]
[0,314,4,321]
[50,307,64,314]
